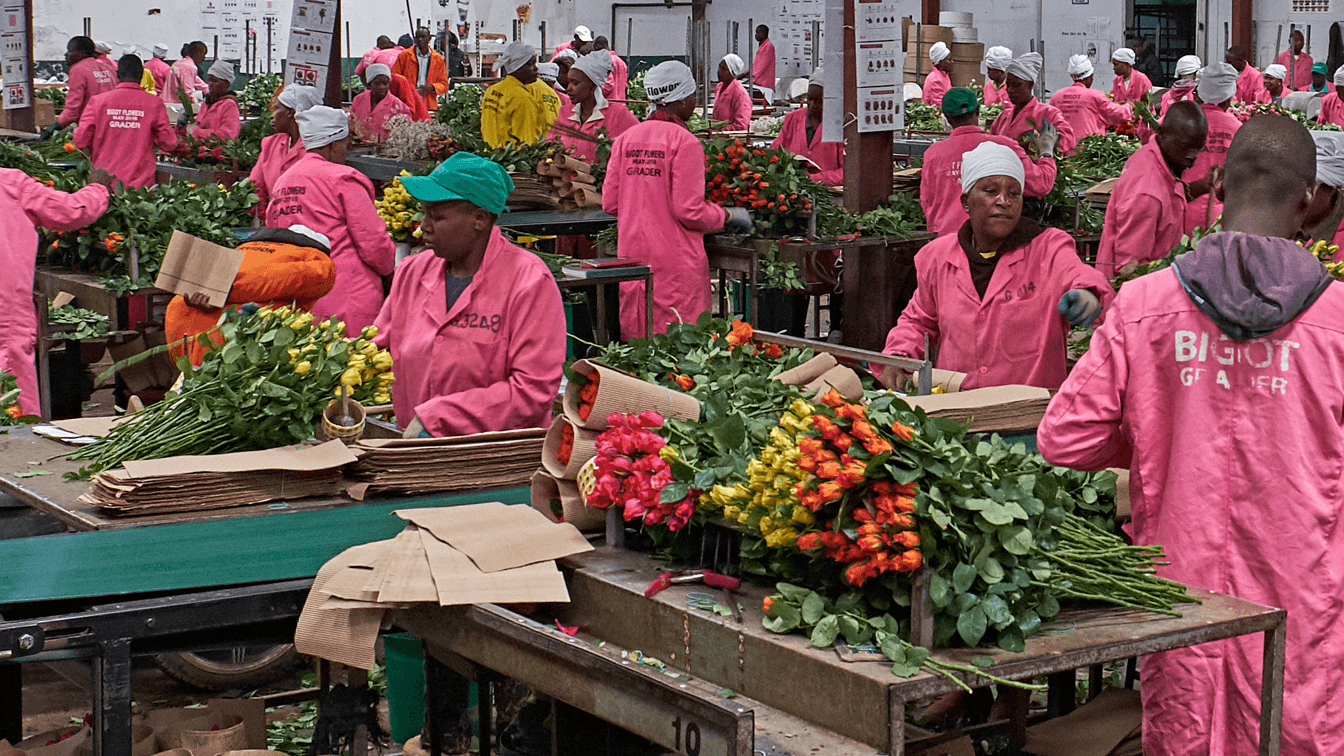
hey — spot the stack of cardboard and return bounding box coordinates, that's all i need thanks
[346,429,545,499]
[295,502,593,668]
[536,154,602,211]
[81,441,358,516]
[904,384,1052,434]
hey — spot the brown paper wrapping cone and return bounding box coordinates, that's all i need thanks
[557,155,591,174]
[536,158,564,177]
[565,169,595,185]
[914,368,966,393]
[572,188,602,208]
[531,469,603,530]
[563,360,701,430]
[772,353,839,386]
[17,727,90,756]
[541,415,600,478]
[179,715,246,755]
[558,180,597,198]
[130,726,156,756]
[803,364,865,401]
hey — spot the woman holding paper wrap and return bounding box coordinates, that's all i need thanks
[881,142,1113,391]
[190,60,241,141]
[373,152,566,438]
[551,52,639,163]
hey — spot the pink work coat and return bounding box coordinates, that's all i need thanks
[145,57,171,95]
[1319,92,1344,127]
[883,227,1113,390]
[355,46,404,76]
[58,58,115,127]
[1037,249,1344,756]
[94,53,114,76]
[550,40,575,62]
[72,82,177,189]
[1277,49,1314,90]
[551,98,639,163]
[1182,102,1241,234]
[603,51,629,102]
[988,97,1077,155]
[1235,64,1267,104]
[1049,82,1132,139]
[712,79,752,130]
[770,107,844,187]
[0,172,108,414]
[921,67,951,107]
[163,57,206,104]
[753,39,776,91]
[193,97,240,141]
[248,132,306,213]
[1095,139,1186,274]
[918,125,1057,236]
[982,80,1008,106]
[602,118,727,338]
[350,90,412,141]
[265,153,395,336]
[1156,84,1195,117]
[372,228,565,437]
[1110,71,1152,103]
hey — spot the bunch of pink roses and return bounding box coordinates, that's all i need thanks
[587,411,697,532]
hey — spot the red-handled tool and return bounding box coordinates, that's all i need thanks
[644,569,740,598]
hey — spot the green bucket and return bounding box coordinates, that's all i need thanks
[384,633,426,743]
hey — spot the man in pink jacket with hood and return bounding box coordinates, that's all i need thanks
[1039,114,1344,756]
[375,152,565,438]
[265,106,395,337]
[74,55,177,188]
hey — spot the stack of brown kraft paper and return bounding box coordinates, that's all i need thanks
[771,353,865,400]
[536,153,602,211]
[1023,687,1141,756]
[80,441,358,517]
[295,502,593,669]
[345,428,545,500]
[903,384,1052,434]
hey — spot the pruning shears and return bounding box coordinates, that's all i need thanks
[644,569,741,598]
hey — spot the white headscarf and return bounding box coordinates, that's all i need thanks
[1112,47,1136,65]
[984,46,1013,72]
[1334,65,1344,86]
[1175,55,1202,77]
[904,82,923,101]
[1197,62,1238,104]
[1312,131,1344,187]
[536,62,559,84]
[1067,54,1094,80]
[644,60,697,104]
[498,42,535,75]
[809,67,824,88]
[277,84,322,113]
[722,53,746,78]
[1006,53,1042,83]
[960,141,1025,194]
[207,59,235,83]
[572,50,613,87]
[929,42,950,65]
[152,43,169,59]
[95,40,111,54]
[297,106,349,150]
[1263,63,1288,82]
[364,63,391,82]
[554,48,578,64]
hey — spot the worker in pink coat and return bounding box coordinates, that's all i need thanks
[0,167,113,415]
[1040,115,1344,756]
[921,88,1057,236]
[602,61,751,338]
[1096,101,1213,275]
[550,25,593,61]
[1156,55,1201,119]
[1276,29,1313,91]
[1183,63,1242,234]
[552,53,639,163]
[349,64,412,142]
[375,152,565,438]
[981,46,1012,106]
[920,42,953,107]
[770,70,845,187]
[145,44,172,94]
[882,142,1112,391]
[1304,131,1344,248]
[989,54,1077,154]
[712,54,752,131]
[752,25,776,101]
[249,85,320,214]
[1226,45,1267,104]
[1318,67,1344,127]
[163,41,208,105]
[1109,47,1152,104]
[1049,55,1133,140]
[355,36,400,78]
[73,55,177,189]
[54,37,115,130]
[590,37,627,102]
[190,59,241,141]
[265,106,395,337]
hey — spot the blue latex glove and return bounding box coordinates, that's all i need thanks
[723,206,753,234]
[1057,289,1102,327]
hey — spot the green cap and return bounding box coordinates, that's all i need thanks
[941,87,979,117]
[1314,61,1329,76]
[400,152,515,215]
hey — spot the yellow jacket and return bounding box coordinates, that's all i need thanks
[140,68,156,95]
[480,76,559,148]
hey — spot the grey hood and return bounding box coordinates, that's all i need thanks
[1171,231,1334,340]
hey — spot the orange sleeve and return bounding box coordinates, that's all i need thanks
[390,49,412,82]
[430,53,449,95]
[166,295,226,365]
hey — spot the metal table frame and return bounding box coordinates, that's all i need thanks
[555,267,652,346]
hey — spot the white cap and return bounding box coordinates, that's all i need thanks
[207,59,235,83]
[1313,131,1344,187]
[287,224,331,249]
[554,48,578,64]
[1112,47,1136,65]
[644,60,697,104]
[1197,62,1238,104]
[1263,63,1288,82]
[153,43,169,58]
[95,40,111,54]
[536,61,559,84]
[809,67,824,87]
[1006,53,1042,83]
[722,53,746,78]
[498,42,535,75]
[1334,65,1344,86]
[1175,55,1202,76]
[960,141,1025,194]
[904,82,923,101]
[984,46,1013,72]
[574,25,594,42]
[364,63,391,82]
[1067,54,1094,80]
[277,84,322,112]
[571,50,612,87]
[929,41,950,65]
[297,106,349,150]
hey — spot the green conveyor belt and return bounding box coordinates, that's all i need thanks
[0,487,529,604]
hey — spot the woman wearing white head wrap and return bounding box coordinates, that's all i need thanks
[553,48,578,89]
[191,60,241,140]
[1066,54,1094,81]
[1157,55,1203,116]
[1111,47,1153,103]
[768,67,844,186]
[1049,54,1133,139]
[251,85,323,211]
[1303,131,1344,245]
[536,61,560,85]
[982,46,1013,105]
[1262,63,1289,99]
[881,140,1113,391]
[1181,63,1243,235]
[265,105,394,339]
[1196,62,1238,105]
[1175,54,1202,77]
[550,42,639,162]
[1318,68,1344,127]
[480,42,559,147]
[144,43,171,94]
[712,53,753,129]
[571,51,612,100]
[350,62,413,141]
[921,42,954,106]
[600,59,751,338]
[989,53,1076,154]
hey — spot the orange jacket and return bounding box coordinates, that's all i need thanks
[166,232,337,366]
[391,47,449,111]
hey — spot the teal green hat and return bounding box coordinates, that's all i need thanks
[941,87,979,117]
[400,152,515,214]
[1314,61,1329,76]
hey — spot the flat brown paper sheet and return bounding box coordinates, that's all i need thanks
[122,440,357,478]
[903,385,1051,433]
[50,416,126,438]
[293,541,387,670]
[418,526,569,605]
[155,230,246,308]
[1023,687,1141,756]
[397,502,593,573]
[375,525,439,603]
